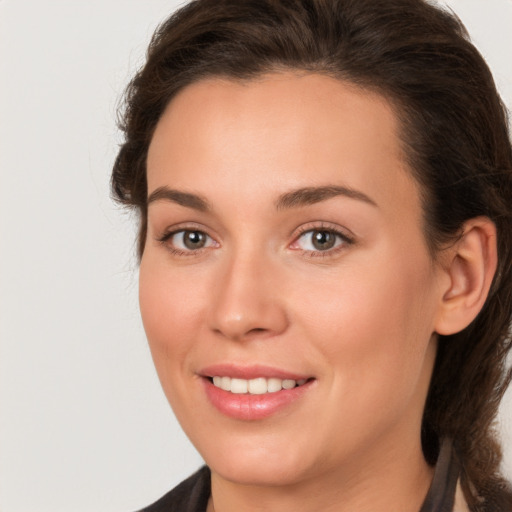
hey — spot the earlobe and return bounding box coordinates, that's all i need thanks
[434,217,497,336]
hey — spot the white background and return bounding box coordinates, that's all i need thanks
[0,1,511,511]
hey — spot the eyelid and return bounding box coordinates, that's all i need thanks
[289,222,355,255]
[156,221,207,241]
[292,221,355,241]
[156,223,219,256]
[153,221,354,257]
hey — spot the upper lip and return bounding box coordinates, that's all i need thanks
[199,363,312,381]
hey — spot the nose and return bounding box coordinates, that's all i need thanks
[207,249,289,341]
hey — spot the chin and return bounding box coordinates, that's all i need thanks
[196,430,319,487]
[210,456,310,487]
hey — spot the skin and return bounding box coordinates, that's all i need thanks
[139,72,494,511]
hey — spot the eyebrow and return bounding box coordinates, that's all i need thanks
[146,184,377,212]
[147,186,210,212]
[275,185,378,210]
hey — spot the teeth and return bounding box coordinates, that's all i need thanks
[248,377,267,395]
[267,378,282,393]
[211,376,308,394]
[220,376,231,391]
[282,379,296,390]
[230,378,248,394]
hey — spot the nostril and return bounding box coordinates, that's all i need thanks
[208,294,289,340]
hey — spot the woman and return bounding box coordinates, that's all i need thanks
[112,0,512,510]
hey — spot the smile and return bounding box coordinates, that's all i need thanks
[211,376,308,394]
[201,366,315,420]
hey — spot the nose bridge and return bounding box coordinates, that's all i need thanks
[208,242,288,340]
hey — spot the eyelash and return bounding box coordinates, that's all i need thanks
[291,224,355,258]
[156,223,355,258]
[157,225,217,257]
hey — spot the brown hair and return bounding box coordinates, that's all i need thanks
[112,0,512,508]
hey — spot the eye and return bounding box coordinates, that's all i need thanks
[160,229,217,253]
[292,228,352,254]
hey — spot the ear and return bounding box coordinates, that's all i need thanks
[434,217,498,336]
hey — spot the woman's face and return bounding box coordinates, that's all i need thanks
[140,73,446,486]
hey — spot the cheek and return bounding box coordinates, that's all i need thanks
[291,248,437,406]
[298,251,434,338]
[138,256,208,380]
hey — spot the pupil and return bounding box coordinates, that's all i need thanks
[184,231,205,249]
[313,230,335,250]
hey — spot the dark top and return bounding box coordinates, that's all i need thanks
[135,439,510,512]
[136,465,210,512]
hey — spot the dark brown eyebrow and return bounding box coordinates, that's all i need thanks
[275,185,378,210]
[147,186,210,212]
[147,184,376,212]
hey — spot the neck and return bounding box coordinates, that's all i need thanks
[208,436,434,512]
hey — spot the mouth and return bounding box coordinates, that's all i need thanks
[199,365,315,420]
[208,376,310,394]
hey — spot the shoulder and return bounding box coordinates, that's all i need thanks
[134,466,211,512]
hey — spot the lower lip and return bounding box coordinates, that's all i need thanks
[202,378,314,420]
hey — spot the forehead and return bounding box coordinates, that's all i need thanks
[146,72,419,220]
